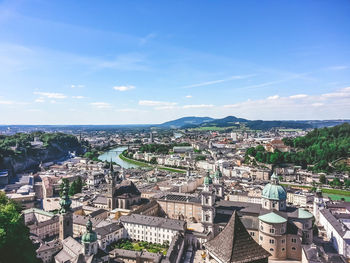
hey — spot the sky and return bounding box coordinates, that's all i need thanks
[0,0,350,124]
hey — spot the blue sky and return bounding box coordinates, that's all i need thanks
[0,0,350,124]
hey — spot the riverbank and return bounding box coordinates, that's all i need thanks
[119,152,186,173]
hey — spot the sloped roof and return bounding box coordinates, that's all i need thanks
[205,211,270,263]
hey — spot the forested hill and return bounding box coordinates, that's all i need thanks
[0,132,87,176]
[245,123,350,173]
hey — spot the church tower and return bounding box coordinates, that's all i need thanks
[213,168,224,198]
[106,160,116,210]
[82,218,98,256]
[201,171,216,233]
[313,187,324,223]
[59,180,73,240]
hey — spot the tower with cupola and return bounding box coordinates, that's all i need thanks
[201,171,216,233]
[59,180,73,240]
[313,187,324,223]
[212,168,224,198]
[82,218,98,256]
[261,172,287,211]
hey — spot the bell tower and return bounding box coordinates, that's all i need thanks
[82,218,98,256]
[59,180,73,240]
[106,160,116,210]
[201,171,216,233]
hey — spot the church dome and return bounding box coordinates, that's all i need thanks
[81,218,97,243]
[262,173,286,201]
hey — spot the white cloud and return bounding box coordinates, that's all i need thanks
[182,74,255,89]
[35,98,45,103]
[34,92,66,99]
[289,94,308,99]
[312,103,324,107]
[267,95,279,100]
[0,100,15,105]
[138,100,177,107]
[90,102,112,109]
[182,104,214,109]
[72,96,86,99]
[115,108,140,112]
[113,85,135,91]
[154,106,176,110]
[71,84,84,88]
[326,66,348,71]
[185,95,192,98]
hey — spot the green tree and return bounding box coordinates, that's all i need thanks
[319,174,327,185]
[150,157,157,164]
[0,192,38,263]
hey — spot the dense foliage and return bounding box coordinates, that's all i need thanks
[60,177,83,196]
[0,192,38,263]
[83,149,101,161]
[139,143,190,154]
[245,123,350,173]
[0,131,83,162]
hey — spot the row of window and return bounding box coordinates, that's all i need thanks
[269,247,296,252]
[259,236,297,244]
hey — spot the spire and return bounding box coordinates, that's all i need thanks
[109,158,114,172]
[271,171,279,184]
[59,180,72,214]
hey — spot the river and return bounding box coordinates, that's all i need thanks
[98,146,140,169]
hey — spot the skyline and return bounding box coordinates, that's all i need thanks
[1,0,350,124]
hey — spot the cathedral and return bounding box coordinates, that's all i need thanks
[105,162,141,210]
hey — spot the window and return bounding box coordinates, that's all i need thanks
[269,228,275,234]
[281,228,284,233]
[291,238,297,243]
[292,247,296,251]
[281,239,285,244]
[260,225,264,231]
[270,248,274,252]
[249,232,255,236]
[282,248,285,251]
[269,239,275,244]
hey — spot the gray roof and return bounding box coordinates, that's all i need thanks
[95,222,122,238]
[320,209,348,237]
[158,193,201,204]
[119,214,186,232]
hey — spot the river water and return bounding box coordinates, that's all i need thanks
[98,146,140,169]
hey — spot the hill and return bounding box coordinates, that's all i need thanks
[158,116,214,128]
[245,123,350,173]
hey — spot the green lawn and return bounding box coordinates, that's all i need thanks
[113,239,169,255]
[323,194,350,202]
[281,183,350,200]
[119,153,185,173]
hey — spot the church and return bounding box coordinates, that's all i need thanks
[104,162,141,210]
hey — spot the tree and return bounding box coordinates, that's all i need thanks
[150,157,157,164]
[319,174,327,185]
[76,176,83,193]
[0,192,38,263]
[69,180,77,196]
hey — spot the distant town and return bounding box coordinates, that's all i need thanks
[0,117,349,263]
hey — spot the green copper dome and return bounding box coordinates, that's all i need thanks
[262,173,286,201]
[259,212,287,224]
[82,218,97,243]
